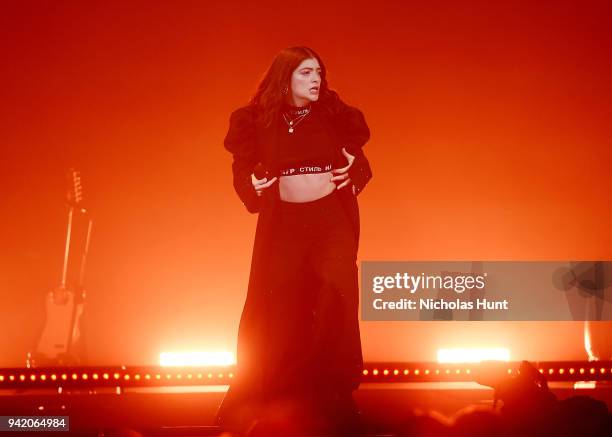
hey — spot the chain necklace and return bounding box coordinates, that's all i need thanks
[283,107,311,133]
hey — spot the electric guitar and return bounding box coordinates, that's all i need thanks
[29,169,93,366]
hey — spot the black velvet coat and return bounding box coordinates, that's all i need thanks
[217,97,372,429]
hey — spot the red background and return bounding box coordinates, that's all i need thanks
[2,0,611,367]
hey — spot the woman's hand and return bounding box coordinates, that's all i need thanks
[331,147,356,193]
[251,173,277,197]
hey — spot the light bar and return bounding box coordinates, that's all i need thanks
[574,381,596,389]
[0,361,610,389]
[159,351,235,367]
[437,348,510,363]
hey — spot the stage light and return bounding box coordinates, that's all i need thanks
[159,351,235,367]
[584,324,597,361]
[574,381,596,389]
[6,360,606,390]
[437,348,510,363]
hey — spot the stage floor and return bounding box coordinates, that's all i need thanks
[2,381,611,436]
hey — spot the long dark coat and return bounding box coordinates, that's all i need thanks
[216,97,372,430]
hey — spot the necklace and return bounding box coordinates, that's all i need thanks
[288,106,310,116]
[283,107,311,133]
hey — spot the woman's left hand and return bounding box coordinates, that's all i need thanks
[331,147,355,192]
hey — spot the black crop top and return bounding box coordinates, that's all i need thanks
[223,97,372,213]
[277,103,337,176]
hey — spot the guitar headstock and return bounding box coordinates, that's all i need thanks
[66,168,84,207]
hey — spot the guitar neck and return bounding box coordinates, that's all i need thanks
[60,206,74,289]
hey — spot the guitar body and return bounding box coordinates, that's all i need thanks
[34,288,84,365]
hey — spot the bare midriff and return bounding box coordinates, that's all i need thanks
[279,172,335,203]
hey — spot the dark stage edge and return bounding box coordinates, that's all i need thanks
[2,381,612,436]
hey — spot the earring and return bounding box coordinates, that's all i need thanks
[281,86,288,95]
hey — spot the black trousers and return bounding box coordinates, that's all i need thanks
[260,190,363,401]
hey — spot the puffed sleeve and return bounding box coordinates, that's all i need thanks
[333,99,371,154]
[349,152,372,196]
[333,99,373,195]
[224,105,261,213]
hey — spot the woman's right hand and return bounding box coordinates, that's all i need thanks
[251,173,278,196]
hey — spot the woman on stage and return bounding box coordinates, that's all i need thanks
[216,46,372,435]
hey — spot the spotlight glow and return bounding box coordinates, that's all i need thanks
[437,348,510,363]
[159,351,235,367]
